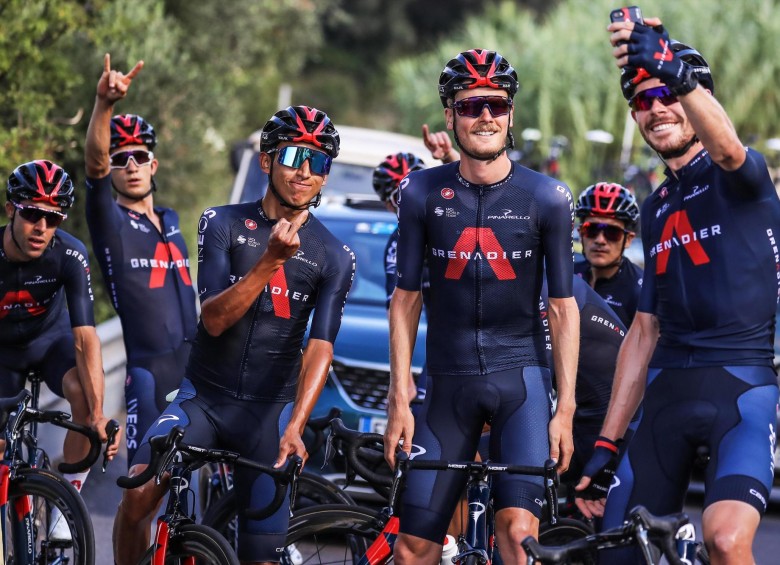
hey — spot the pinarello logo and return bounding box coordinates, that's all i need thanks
[441,188,455,200]
[245,219,258,230]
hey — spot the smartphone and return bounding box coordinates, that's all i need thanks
[610,6,643,24]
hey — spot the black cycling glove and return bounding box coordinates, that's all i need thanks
[625,25,696,95]
[577,436,620,500]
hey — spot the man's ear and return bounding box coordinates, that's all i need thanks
[5,201,14,220]
[259,152,272,174]
[444,108,454,130]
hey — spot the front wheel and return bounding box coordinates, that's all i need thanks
[4,466,95,565]
[283,504,387,565]
[137,523,239,565]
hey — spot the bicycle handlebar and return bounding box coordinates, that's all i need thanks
[521,505,689,565]
[116,426,303,520]
[328,418,559,521]
[0,389,118,473]
[327,417,391,494]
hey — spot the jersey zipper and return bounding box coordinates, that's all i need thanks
[475,186,487,374]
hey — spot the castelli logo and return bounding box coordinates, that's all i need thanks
[245,219,258,230]
[441,188,455,200]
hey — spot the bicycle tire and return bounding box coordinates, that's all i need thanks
[283,504,387,565]
[538,517,594,545]
[137,523,239,565]
[4,466,95,565]
[201,472,356,551]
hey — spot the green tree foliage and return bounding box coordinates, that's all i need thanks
[390,0,780,193]
[1,0,335,321]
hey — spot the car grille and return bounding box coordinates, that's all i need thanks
[331,361,390,411]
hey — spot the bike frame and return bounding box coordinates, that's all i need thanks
[151,465,196,565]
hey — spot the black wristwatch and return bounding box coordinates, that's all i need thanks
[669,66,700,97]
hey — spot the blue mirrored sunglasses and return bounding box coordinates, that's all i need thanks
[276,146,332,175]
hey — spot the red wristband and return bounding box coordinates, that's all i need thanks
[594,436,619,454]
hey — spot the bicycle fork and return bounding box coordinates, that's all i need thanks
[151,467,195,565]
[0,463,34,565]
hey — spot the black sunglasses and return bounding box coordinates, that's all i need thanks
[452,96,513,118]
[580,221,630,242]
[629,86,678,112]
[110,149,155,169]
[12,202,67,227]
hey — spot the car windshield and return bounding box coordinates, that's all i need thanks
[320,215,397,306]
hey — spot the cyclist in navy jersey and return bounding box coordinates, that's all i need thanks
[0,161,120,538]
[575,20,780,565]
[384,49,579,565]
[373,153,430,400]
[113,105,354,565]
[574,182,643,327]
[84,55,197,464]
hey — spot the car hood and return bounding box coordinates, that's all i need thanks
[332,301,427,370]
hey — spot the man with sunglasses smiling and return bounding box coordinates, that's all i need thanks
[574,182,642,327]
[575,14,780,565]
[1,160,121,539]
[84,54,197,471]
[384,49,579,564]
[114,105,355,565]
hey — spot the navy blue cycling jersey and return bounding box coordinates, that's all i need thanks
[188,202,355,401]
[0,226,94,346]
[395,161,574,376]
[574,257,643,327]
[85,174,197,363]
[638,148,780,367]
[540,275,626,422]
[384,227,430,310]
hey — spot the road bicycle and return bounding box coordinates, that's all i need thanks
[279,418,592,565]
[0,382,119,565]
[521,505,710,564]
[198,407,356,553]
[118,425,302,565]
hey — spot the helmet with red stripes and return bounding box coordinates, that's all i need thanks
[110,114,157,150]
[260,106,340,158]
[438,49,519,108]
[372,153,426,207]
[7,160,75,209]
[576,182,639,226]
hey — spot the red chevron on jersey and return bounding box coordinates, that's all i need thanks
[149,242,193,288]
[268,268,291,319]
[444,227,516,280]
[0,290,45,319]
[653,211,713,274]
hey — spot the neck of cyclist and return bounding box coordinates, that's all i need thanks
[112,177,156,215]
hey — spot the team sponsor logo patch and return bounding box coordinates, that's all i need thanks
[245,219,258,230]
[441,188,455,200]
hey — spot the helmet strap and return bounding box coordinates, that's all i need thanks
[8,212,27,256]
[267,161,322,210]
[658,135,700,160]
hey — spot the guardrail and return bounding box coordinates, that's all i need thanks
[41,316,126,415]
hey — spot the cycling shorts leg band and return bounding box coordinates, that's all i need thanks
[705,475,769,515]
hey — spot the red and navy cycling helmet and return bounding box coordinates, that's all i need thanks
[372,153,426,207]
[7,160,75,209]
[260,106,340,158]
[110,114,157,150]
[438,49,519,108]
[576,182,639,227]
[621,40,714,100]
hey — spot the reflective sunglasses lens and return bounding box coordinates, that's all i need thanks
[110,150,153,169]
[277,146,332,175]
[630,87,677,112]
[454,96,512,117]
[17,205,65,227]
[582,223,625,242]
